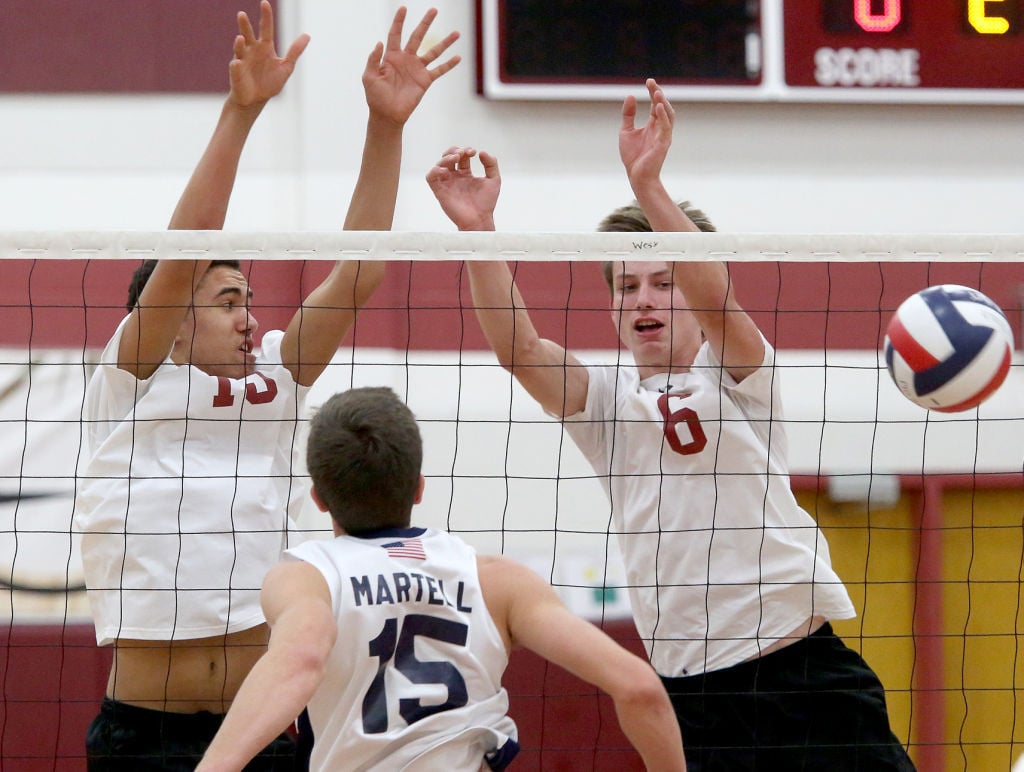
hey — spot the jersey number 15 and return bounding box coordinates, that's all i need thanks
[361,614,470,734]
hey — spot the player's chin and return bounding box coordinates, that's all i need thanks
[218,360,253,380]
[631,331,666,350]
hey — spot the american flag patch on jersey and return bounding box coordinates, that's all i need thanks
[382,538,426,560]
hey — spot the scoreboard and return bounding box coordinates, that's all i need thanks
[477,0,1024,103]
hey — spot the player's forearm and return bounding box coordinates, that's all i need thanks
[119,260,213,377]
[283,260,386,386]
[168,100,264,231]
[628,176,700,234]
[343,114,404,231]
[614,695,687,771]
[466,260,542,367]
[627,177,734,309]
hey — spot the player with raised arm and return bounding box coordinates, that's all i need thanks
[75,4,460,768]
[426,79,914,769]
[195,387,687,772]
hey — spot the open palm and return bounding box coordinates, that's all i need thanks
[363,7,461,125]
[229,1,309,109]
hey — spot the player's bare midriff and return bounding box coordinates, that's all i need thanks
[106,624,270,714]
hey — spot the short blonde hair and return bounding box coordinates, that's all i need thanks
[598,201,715,292]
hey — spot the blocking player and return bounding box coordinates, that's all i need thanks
[74,4,460,767]
[426,79,915,769]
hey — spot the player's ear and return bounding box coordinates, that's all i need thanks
[413,474,425,505]
[310,485,329,512]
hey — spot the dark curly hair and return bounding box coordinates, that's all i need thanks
[125,259,242,311]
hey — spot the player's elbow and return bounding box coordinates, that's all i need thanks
[294,637,332,677]
[285,646,330,705]
[496,334,545,374]
[610,659,669,712]
[284,611,336,685]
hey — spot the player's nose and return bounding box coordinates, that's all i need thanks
[635,282,657,308]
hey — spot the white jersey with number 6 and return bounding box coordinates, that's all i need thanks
[564,339,856,677]
[287,527,519,772]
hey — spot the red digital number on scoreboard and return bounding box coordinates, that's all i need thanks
[784,0,1024,91]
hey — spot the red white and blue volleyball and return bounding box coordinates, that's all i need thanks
[884,284,1013,412]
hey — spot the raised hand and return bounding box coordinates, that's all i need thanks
[619,78,675,187]
[363,7,461,126]
[426,147,501,231]
[229,0,310,110]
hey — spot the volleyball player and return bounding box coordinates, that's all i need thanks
[426,79,915,769]
[194,387,686,772]
[74,4,460,768]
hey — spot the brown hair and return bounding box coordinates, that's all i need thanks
[306,387,423,534]
[597,201,715,292]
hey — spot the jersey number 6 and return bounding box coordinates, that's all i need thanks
[658,392,708,456]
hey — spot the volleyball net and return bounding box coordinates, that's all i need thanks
[1,230,1023,769]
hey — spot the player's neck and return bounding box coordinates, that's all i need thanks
[636,361,690,382]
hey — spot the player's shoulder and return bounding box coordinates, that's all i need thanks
[476,552,515,571]
[476,553,513,587]
[477,554,546,594]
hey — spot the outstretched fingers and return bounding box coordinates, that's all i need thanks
[237,9,256,45]
[364,41,385,72]
[621,94,638,132]
[284,33,311,66]
[646,78,675,127]
[390,7,460,81]
[234,0,309,67]
[422,31,462,81]
[386,6,410,53]
[257,0,275,43]
[403,7,439,54]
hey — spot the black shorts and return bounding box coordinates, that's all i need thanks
[660,624,917,771]
[86,698,299,771]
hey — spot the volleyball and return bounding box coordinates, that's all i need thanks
[884,284,1013,412]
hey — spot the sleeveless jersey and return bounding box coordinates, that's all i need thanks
[563,339,855,676]
[287,527,519,772]
[74,316,309,645]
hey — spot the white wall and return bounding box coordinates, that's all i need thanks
[0,0,1022,235]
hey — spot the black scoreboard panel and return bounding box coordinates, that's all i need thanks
[478,0,1024,103]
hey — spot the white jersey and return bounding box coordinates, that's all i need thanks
[74,316,309,645]
[564,339,855,676]
[287,528,518,772]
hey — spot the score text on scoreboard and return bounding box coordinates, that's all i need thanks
[477,0,1024,103]
[784,0,1024,96]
